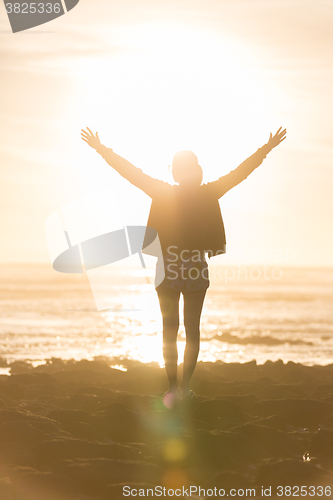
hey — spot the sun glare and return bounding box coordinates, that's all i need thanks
[74,21,275,183]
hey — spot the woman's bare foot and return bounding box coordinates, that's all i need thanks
[181,389,195,399]
[180,383,196,399]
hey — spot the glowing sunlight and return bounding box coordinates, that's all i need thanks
[74,21,276,187]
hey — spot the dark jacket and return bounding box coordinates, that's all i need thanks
[97,144,271,259]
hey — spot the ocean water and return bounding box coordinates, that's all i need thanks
[1,264,333,372]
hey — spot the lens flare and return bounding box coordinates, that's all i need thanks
[163,469,189,490]
[163,438,187,462]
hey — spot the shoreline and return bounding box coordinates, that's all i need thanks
[3,356,333,374]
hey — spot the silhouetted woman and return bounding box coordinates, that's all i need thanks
[81,127,286,402]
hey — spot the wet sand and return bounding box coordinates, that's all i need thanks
[1,357,333,499]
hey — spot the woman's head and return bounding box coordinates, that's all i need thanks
[171,150,203,187]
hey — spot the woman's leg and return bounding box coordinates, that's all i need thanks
[181,289,207,393]
[156,287,181,392]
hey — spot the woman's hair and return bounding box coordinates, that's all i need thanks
[171,150,203,186]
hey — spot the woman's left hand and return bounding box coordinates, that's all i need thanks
[267,127,287,150]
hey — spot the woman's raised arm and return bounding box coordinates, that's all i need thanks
[206,128,287,199]
[81,127,169,199]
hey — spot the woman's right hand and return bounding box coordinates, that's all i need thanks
[81,127,102,151]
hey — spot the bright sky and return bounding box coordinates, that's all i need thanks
[1,0,333,267]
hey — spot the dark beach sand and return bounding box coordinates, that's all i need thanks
[1,357,333,499]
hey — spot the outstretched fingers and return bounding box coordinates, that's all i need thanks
[81,129,90,139]
[267,127,286,149]
[80,127,101,151]
[279,129,287,140]
[276,128,287,145]
[273,127,286,142]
